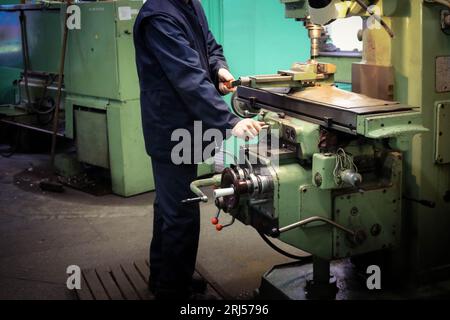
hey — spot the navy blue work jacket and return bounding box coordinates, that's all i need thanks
[133,0,240,161]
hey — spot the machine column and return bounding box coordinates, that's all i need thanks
[305,256,338,300]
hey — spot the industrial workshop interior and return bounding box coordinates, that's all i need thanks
[1,0,450,307]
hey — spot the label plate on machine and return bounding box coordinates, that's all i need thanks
[436,56,450,93]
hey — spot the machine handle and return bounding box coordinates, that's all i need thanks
[274,216,356,237]
[213,187,235,199]
[181,196,208,205]
[224,77,251,89]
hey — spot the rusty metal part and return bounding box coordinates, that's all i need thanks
[352,64,395,101]
[289,86,399,110]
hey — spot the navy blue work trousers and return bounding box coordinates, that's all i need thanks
[150,159,200,295]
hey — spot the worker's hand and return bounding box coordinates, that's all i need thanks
[218,68,236,95]
[232,119,266,140]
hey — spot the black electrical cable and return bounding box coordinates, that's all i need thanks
[258,231,313,262]
[32,74,58,116]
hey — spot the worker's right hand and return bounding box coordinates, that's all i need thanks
[232,119,266,140]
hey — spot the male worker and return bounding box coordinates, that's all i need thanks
[134,0,264,299]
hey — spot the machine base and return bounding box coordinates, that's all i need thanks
[257,260,450,300]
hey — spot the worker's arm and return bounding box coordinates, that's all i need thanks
[205,29,230,90]
[144,15,240,134]
[206,29,236,95]
[206,29,227,75]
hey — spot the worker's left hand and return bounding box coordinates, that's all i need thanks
[218,68,236,95]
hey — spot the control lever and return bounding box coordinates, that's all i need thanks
[224,77,251,89]
[211,208,236,231]
[403,195,436,209]
[181,197,207,205]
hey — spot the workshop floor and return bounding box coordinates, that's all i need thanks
[0,152,303,300]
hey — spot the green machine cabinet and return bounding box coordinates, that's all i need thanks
[63,0,153,197]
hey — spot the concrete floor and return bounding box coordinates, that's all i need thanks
[0,152,305,300]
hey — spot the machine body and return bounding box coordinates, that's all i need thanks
[190,0,450,298]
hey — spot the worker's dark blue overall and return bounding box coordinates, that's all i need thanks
[134,0,239,297]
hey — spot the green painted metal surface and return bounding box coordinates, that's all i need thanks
[356,111,427,139]
[261,111,320,159]
[395,1,450,276]
[61,0,155,197]
[26,9,61,73]
[276,163,334,259]
[312,153,339,190]
[0,1,21,105]
[64,1,140,101]
[75,108,110,169]
[0,67,19,104]
[107,99,154,197]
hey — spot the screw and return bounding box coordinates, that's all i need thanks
[371,224,382,237]
[350,207,359,216]
[314,173,323,187]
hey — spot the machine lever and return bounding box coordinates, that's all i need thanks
[275,216,356,237]
[211,209,236,231]
[181,197,207,205]
[403,195,436,209]
[224,77,251,89]
[181,175,222,205]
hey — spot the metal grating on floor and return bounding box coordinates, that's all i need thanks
[76,260,223,300]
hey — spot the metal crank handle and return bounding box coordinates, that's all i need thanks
[181,197,207,205]
[181,175,222,205]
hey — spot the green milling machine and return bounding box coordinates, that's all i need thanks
[186,0,450,299]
